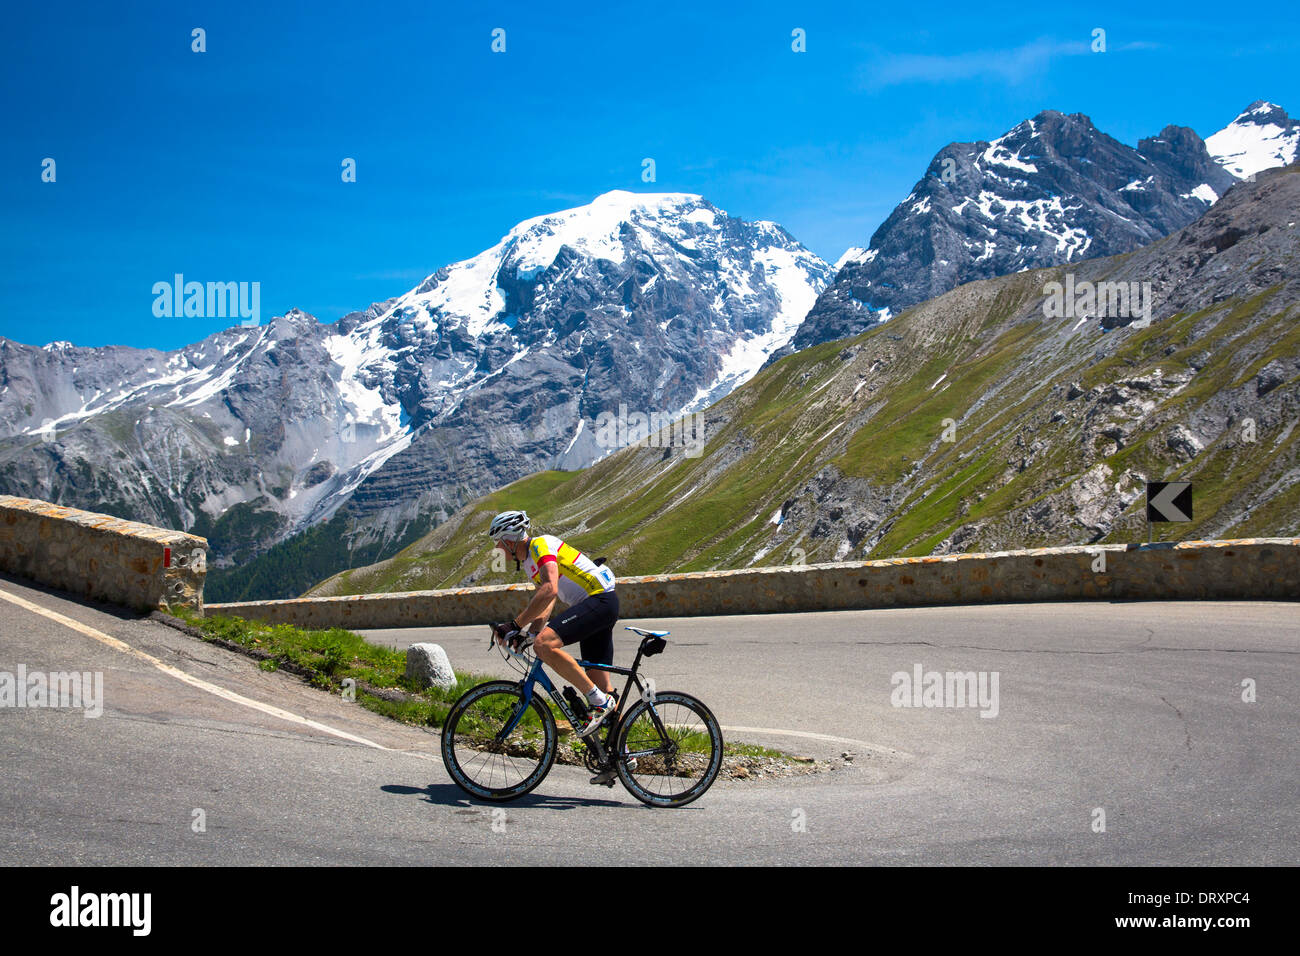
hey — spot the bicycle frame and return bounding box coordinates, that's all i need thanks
[497,638,670,767]
[443,627,720,806]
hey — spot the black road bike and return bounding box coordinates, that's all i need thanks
[440,625,723,808]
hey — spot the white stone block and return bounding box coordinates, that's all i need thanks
[405,643,456,690]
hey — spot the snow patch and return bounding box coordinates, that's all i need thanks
[834,246,878,271]
[1181,183,1219,204]
[972,190,1090,259]
[562,418,586,455]
[818,421,845,442]
[980,133,1039,174]
[1207,103,1299,179]
[680,241,829,413]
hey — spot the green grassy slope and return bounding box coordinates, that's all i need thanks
[304,173,1300,597]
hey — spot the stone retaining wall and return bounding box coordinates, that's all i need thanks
[0,496,208,612]
[206,538,1300,629]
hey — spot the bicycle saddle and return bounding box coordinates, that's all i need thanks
[624,626,670,638]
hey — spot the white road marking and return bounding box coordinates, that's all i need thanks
[0,585,405,753]
[2,585,903,768]
[721,725,915,759]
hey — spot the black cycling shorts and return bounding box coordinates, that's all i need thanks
[549,590,619,666]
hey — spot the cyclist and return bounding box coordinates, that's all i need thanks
[488,510,621,753]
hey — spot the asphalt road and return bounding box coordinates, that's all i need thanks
[2,569,1296,865]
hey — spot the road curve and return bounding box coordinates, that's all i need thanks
[2,570,1296,865]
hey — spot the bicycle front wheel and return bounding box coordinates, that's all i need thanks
[441,681,557,801]
[614,692,723,808]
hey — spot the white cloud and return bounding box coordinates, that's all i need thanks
[860,38,1092,89]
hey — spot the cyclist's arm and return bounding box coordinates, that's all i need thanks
[515,558,559,630]
[528,596,556,633]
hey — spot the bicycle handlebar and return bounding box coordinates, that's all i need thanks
[487,623,536,670]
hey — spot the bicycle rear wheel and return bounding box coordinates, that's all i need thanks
[441,681,557,801]
[614,692,723,808]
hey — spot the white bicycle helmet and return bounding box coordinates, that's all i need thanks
[488,509,530,541]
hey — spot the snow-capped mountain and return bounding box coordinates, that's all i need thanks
[339,191,829,429]
[0,191,830,587]
[1206,101,1300,180]
[0,311,411,564]
[776,107,1252,358]
[303,191,831,551]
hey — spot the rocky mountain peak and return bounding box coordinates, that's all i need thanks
[1,190,831,597]
[1207,101,1299,180]
[774,104,1276,362]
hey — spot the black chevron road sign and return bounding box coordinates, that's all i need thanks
[1147,481,1193,522]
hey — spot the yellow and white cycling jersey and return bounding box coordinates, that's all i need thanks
[524,534,616,607]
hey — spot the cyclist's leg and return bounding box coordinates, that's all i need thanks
[580,636,613,693]
[533,629,596,694]
[541,591,618,694]
[579,591,618,693]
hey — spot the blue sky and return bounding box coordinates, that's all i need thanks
[2,0,1297,350]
